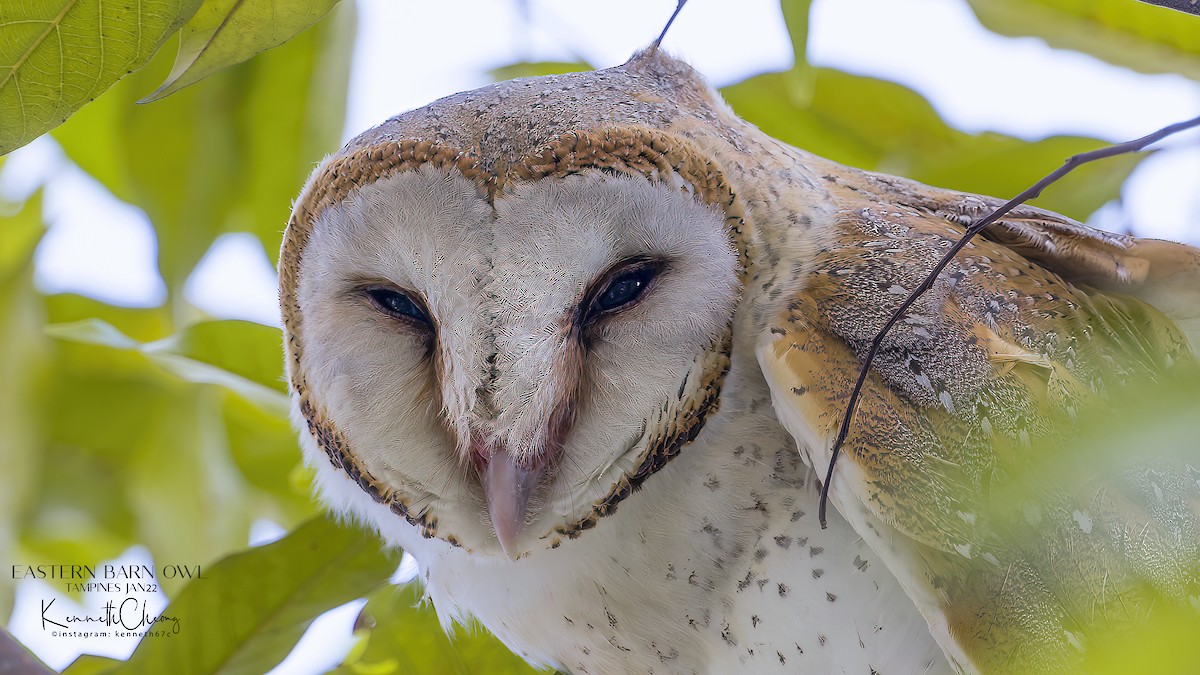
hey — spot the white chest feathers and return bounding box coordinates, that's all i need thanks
[382,395,950,674]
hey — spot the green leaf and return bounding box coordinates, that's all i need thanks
[45,318,287,413]
[45,293,173,343]
[147,319,285,392]
[143,0,342,102]
[19,439,140,578]
[721,69,1143,220]
[0,0,203,155]
[337,584,540,675]
[116,515,400,675]
[0,192,44,281]
[61,653,122,675]
[20,310,299,591]
[232,0,356,259]
[0,195,47,622]
[779,0,815,105]
[125,387,252,596]
[1082,599,1200,673]
[966,0,1200,79]
[223,397,316,520]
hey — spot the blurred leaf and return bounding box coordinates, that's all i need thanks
[45,318,140,349]
[117,515,400,675]
[1082,599,1200,673]
[488,61,591,81]
[721,69,1143,220]
[62,653,122,675]
[235,0,356,259]
[0,0,203,155]
[20,440,139,578]
[45,318,287,413]
[125,388,251,596]
[16,312,294,590]
[223,398,314,519]
[0,195,46,622]
[916,133,1143,221]
[0,192,44,281]
[143,0,342,102]
[967,364,1200,668]
[149,319,285,392]
[337,584,540,675]
[966,0,1200,80]
[780,0,815,105]
[51,2,354,301]
[45,293,173,343]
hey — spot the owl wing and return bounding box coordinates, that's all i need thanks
[755,178,1200,672]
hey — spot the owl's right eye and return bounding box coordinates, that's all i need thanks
[365,287,431,326]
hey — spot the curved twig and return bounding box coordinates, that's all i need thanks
[818,114,1200,528]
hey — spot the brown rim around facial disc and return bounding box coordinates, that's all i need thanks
[280,127,752,545]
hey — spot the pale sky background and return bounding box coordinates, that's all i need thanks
[4,0,1199,671]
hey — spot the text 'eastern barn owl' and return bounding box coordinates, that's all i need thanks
[280,42,1200,673]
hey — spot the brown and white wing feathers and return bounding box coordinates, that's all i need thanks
[757,177,1200,672]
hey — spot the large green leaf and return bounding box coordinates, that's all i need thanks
[337,584,540,675]
[144,0,342,102]
[0,0,203,155]
[50,1,354,300]
[721,69,1142,221]
[116,515,400,675]
[966,0,1200,79]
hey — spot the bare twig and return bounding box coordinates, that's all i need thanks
[817,113,1200,528]
[1137,0,1200,17]
[651,1,688,50]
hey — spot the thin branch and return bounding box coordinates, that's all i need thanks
[1137,0,1200,17]
[817,113,1200,528]
[652,0,688,50]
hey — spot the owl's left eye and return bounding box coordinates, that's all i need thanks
[365,286,431,326]
[586,261,662,320]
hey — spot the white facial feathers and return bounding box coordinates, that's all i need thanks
[295,165,740,552]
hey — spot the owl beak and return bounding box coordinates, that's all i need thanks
[483,446,541,560]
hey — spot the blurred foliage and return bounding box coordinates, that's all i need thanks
[722,69,1142,221]
[51,2,355,302]
[0,0,1198,672]
[957,365,1200,671]
[968,0,1200,80]
[337,585,536,675]
[144,0,343,102]
[115,515,400,675]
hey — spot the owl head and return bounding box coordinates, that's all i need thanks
[280,50,761,558]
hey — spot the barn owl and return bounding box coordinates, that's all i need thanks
[280,46,1200,673]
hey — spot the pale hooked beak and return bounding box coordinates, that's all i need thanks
[482,446,543,560]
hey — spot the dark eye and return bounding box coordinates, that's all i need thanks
[590,265,659,316]
[366,287,430,325]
